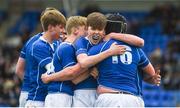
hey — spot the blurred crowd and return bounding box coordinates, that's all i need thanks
[0,10,42,107]
[0,44,21,106]
[0,3,179,107]
[141,3,180,90]
[140,3,180,35]
[150,37,180,90]
[127,3,180,90]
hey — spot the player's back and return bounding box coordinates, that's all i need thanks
[47,42,75,95]
[89,39,145,95]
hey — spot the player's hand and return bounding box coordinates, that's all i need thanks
[90,67,99,79]
[144,68,161,86]
[109,42,126,55]
[154,68,161,86]
[41,72,50,84]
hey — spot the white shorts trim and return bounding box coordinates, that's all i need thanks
[25,100,44,107]
[19,91,28,107]
[73,89,97,107]
[95,93,144,107]
[45,93,72,107]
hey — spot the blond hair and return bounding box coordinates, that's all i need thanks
[66,16,87,35]
[40,9,66,31]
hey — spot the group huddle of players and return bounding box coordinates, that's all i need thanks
[15,7,161,107]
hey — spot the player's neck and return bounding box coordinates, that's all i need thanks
[65,34,77,43]
[42,32,53,43]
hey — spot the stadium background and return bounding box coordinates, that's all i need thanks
[0,0,179,107]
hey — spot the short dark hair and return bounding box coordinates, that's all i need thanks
[105,13,127,35]
[87,12,107,30]
[40,10,66,31]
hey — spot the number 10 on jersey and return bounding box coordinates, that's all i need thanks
[112,51,132,65]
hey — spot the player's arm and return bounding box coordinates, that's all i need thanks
[141,63,156,78]
[72,70,90,84]
[138,48,161,85]
[90,66,99,79]
[41,63,88,83]
[142,66,161,86]
[77,42,126,68]
[16,57,25,80]
[105,33,144,47]
[15,45,27,80]
[71,66,98,84]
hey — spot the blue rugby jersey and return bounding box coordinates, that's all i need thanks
[20,33,42,92]
[74,36,97,89]
[88,39,149,96]
[48,42,76,95]
[27,37,59,101]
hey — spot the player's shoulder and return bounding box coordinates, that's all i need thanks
[27,33,42,44]
[96,40,113,48]
[136,48,144,54]
[21,33,41,51]
[88,41,107,54]
[94,39,123,52]
[56,42,75,55]
[32,38,48,50]
[32,32,42,39]
[59,42,74,50]
[78,36,87,40]
[75,36,88,43]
